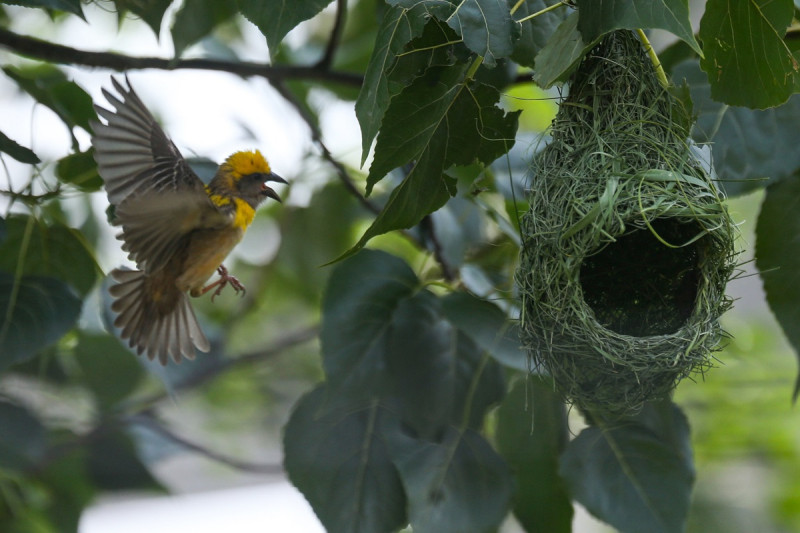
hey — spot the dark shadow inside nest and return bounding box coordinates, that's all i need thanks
[580,218,703,337]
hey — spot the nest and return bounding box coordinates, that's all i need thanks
[516,30,736,416]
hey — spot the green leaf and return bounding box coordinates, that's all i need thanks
[441,291,525,370]
[74,333,146,409]
[0,399,45,471]
[114,0,172,37]
[0,215,99,296]
[496,378,573,533]
[238,0,333,52]
[321,249,419,397]
[386,425,514,533]
[533,11,601,88]
[87,428,163,491]
[355,2,439,162]
[171,0,238,57]
[283,386,407,533]
[673,60,800,196]
[756,175,800,400]
[0,130,40,164]
[575,0,702,56]
[2,65,95,149]
[0,273,81,371]
[509,0,571,68]
[385,291,505,437]
[55,149,103,192]
[0,0,84,18]
[560,402,694,533]
[344,65,518,260]
[441,0,517,67]
[699,0,798,109]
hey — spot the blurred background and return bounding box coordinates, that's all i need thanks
[1,1,799,532]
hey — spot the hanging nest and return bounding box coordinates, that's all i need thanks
[516,30,737,416]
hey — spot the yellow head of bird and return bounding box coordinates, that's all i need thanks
[222,150,272,180]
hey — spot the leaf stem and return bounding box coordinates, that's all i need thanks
[636,29,668,88]
[515,1,569,24]
[466,55,484,80]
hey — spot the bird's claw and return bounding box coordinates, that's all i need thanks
[201,265,247,302]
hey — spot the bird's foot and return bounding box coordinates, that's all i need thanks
[200,265,246,302]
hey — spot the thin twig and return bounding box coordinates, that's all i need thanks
[125,325,319,412]
[421,215,455,282]
[0,27,363,87]
[271,80,380,215]
[316,0,347,69]
[126,414,284,475]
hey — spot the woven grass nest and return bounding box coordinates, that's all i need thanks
[516,30,737,416]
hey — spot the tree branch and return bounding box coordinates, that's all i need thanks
[0,27,363,87]
[126,414,284,475]
[316,0,348,69]
[271,79,380,215]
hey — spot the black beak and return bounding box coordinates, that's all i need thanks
[260,172,287,203]
[262,186,282,203]
[264,172,288,185]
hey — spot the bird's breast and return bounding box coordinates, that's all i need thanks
[176,225,245,294]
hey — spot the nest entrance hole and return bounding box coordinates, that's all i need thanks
[580,219,702,337]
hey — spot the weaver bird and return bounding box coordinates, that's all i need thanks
[92,76,286,364]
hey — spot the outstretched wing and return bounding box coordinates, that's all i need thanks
[92,76,224,274]
[91,75,206,205]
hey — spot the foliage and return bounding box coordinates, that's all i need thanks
[0,1,799,532]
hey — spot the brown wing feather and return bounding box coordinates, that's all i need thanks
[115,191,231,274]
[91,76,206,205]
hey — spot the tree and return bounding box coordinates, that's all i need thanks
[1,1,799,532]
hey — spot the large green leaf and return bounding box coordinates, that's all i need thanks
[0,273,81,371]
[2,65,95,149]
[0,129,40,164]
[575,0,701,55]
[509,0,571,68]
[386,425,513,533]
[756,175,800,400]
[699,0,798,109]
[0,215,99,296]
[345,65,518,260]
[673,60,800,196]
[321,249,419,397]
[283,386,407,533]
[385,291,505,437]
[74,333,146,409]
[533,11,601,88]
[0,399,45,472]
[56,149,103,192]
[171,0,238,57]
[0,0,84,18]
[355,2,442,162]
[440,0,517,67]
[496,378,573,533]
[238,0,332,53]
[560,402,694,533]
[114,0,172,36]
[441,291,525,370]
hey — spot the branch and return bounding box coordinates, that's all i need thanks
[126,414,284,475]
[271,80,380,215]
[316,0,348,69]
[0,27,363,87]
[126,325,319,413]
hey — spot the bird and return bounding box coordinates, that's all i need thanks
[91,76,286,364]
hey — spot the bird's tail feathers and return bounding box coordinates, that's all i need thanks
[109,268,210,364]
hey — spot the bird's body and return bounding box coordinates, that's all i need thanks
[92,77,285,364]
